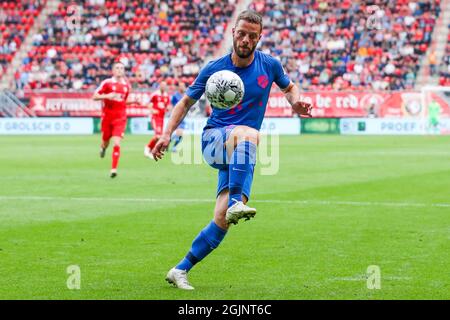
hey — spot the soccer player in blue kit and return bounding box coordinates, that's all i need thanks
[169,82,187,152]
[152,10,313,290]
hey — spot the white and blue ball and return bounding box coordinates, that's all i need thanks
[205,70,245,110]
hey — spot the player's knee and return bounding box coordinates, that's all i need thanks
[245,130,259,145]
[235,127,259,144]
[240,128,258,144]
[112,137,121,147]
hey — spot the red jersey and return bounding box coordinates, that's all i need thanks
[95,77,130,118]
[150,90,170,118]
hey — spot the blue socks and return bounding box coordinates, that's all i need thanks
[176,220,227,272]
[174,141,256,272]
[171,134,183,150]
[228,141,257,207]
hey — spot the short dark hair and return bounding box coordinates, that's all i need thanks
[235,10,263,32]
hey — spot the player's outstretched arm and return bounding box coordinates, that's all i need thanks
[125,95,139,105]
[92,92,120,101]
[152,95,197,161]
[282,82,313,117]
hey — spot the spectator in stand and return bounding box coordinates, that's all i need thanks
[429,48,437,76]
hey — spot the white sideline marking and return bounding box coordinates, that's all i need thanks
[0,196,449,208]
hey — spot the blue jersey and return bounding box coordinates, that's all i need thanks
[186,50,291,130]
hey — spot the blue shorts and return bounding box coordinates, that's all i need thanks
[201,125,254,200]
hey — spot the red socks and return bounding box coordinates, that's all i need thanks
[147,137,158,150]
[112,145,120,170]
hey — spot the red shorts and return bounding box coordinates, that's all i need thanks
[101,116,127,141]
[151,116,164,136]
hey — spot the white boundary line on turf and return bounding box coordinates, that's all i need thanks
[0,196,449,208]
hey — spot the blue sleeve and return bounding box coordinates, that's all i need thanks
[186,62,213,100]
[272,58,291,90]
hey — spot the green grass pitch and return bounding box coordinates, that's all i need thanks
[0,135,449,299]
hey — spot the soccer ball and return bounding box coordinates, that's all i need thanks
[205,70,245,109]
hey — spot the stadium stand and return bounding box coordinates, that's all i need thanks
[0,0,45,80]
[5,0,447,92]
[15,0,236,91]
[251,0,441,91]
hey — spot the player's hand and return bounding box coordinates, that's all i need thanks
[107,93,122,101]
[292,101,313,117]
[104,93,114,100]
[152,134,170,161]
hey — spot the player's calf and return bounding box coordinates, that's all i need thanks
[100,140,109,158]
[226,126,259,153]
[214,190,231,230]
[215,191,256,226]
[111,140,121,176]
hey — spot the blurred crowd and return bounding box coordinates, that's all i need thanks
[6,0,447,92]
[438,28,450,86]
[252,0,440,91]
[0,0,45,79]
[15,0,235,91]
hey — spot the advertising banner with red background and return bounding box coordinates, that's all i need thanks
[26,91,450,118]
[266,91,450,118]
[26,92,151,117]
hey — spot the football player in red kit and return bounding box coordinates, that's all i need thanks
[93,62,131,178]
[144,81,171,158]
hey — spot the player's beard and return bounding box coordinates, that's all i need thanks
[233,39,257,59]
